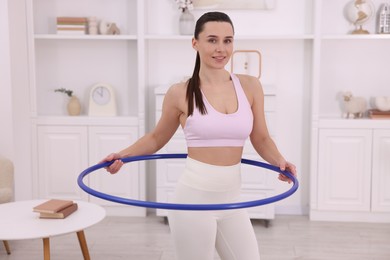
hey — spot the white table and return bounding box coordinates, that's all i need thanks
[0,200,106,260]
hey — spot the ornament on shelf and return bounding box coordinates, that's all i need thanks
[88,83,117,116]
[175,0,195,35]
[99,20,121,35]
[373,96,390,111]
[54,88,81,116]
[344,0,375,34]
[377,3,390,34]
[67,96,82,116]
[341,91,367,119]
[88,17,98,35]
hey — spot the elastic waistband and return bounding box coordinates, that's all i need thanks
[179,157,241,191]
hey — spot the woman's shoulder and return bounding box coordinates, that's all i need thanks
[234,74,260,86]
[166,81,187,98]
[163,81,188,112]
[234,74,262,94]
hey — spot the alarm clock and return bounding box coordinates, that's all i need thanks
[88,83,117,116]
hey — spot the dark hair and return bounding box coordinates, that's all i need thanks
[186,12,234,116]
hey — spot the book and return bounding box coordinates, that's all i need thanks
[56,30,87,35]
[57,17,88,24]
[39,203,78,219]
[368,109,390,119]
[33,199,74,214]
[57,25,87,29]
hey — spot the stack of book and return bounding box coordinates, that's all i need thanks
[56,17,87,35]
[368,109,390,119]
[33,199,78,219]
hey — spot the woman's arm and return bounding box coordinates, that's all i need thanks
[240,75,297,182]
[103,84,184,174]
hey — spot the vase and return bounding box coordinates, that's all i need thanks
[67,96,81,116]
[179,9,195,35]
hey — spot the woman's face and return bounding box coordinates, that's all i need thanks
[193,21,234,70]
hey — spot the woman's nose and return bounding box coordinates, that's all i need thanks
[215,42,224,52]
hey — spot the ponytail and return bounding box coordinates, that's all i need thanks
[186,53,206,116]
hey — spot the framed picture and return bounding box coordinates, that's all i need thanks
[230,50,261,79]
[193,0,276,10]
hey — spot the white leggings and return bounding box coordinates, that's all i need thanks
[168,157,260,260]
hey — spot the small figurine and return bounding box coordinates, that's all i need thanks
[99,20,120,35]
[342,91,367,119]
[88,17,98,35]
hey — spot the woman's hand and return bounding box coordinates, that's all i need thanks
[277,160,297,184]
[100,153,124,174]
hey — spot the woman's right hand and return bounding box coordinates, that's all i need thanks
[100,153,124,174]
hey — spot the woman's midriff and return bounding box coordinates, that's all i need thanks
[187,146,244,166]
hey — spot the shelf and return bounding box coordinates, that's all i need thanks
[318,118,390,129]
[154,83,276,96]
[34,34,137,40]
[234,34,314,40]
[320,34,390,40]
[33,116,139,126]
[145,34,315,40]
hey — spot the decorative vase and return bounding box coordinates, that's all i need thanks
[179,9,195,35]
[67,96,81,116]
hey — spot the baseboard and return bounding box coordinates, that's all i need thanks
[275,205,308,215]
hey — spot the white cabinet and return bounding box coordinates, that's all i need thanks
[372,130,390,213]
[311,123,390,222]
[36,119,145,216]
[317,129,372,212]
[154,86,277,220]
[87,126,143,216]
[37,125,89,201]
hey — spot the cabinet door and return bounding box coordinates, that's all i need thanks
[88,126,145,216]
[37,126,88,200]
[372,130,390,212]
[318,129,372,211]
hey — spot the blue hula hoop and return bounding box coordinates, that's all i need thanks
[77,153,299,211]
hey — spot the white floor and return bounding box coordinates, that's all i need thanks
[2,215,390,260]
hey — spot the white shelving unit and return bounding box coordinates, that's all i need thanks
[310,0,390,222]
[26,0,146,216]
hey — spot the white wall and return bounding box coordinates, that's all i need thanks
[4,0,33,200]
[0,0,15,159]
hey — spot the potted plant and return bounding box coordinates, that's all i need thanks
[54,88,81,116]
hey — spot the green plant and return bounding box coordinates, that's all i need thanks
[54,88,73,97]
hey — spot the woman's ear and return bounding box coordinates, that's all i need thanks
[192,37,198,51]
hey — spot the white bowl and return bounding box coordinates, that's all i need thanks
[374,96,390,111]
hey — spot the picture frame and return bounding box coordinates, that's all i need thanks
[193,0,276,10]
[230,50,262,79]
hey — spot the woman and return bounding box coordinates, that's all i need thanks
[102,11,297,260]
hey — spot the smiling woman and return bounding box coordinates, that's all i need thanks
[99,11,296,260]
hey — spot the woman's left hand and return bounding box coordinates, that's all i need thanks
[278,161,297,184]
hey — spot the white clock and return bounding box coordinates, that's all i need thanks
[88,83,117,116]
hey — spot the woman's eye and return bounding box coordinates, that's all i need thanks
[209,39,217,43]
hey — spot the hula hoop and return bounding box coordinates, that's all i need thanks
[78,153,298,211]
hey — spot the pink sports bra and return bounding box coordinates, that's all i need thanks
[183,74,253,147]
